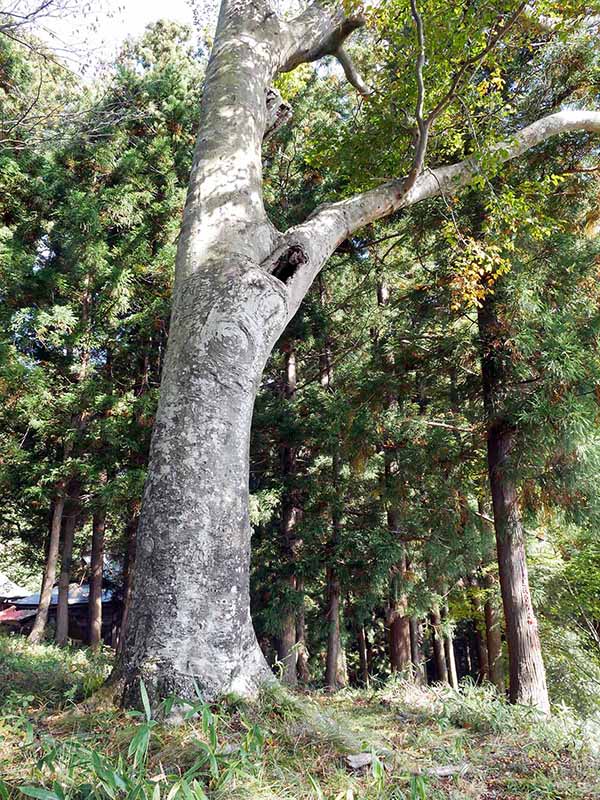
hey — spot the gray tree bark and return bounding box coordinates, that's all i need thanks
[117,0,600,709]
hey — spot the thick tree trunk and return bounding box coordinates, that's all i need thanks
[118,4,292,706]
[479,299,549,713]
[430,607,448,684]
[120,274,286,704]
[488,423,549,711]
[483,572,505,693]
[89,503,106,649]
[56,488,80,647]
[29,487,66,644]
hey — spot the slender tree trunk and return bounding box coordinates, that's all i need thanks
[357,622,369,687]
[278,344,301,686]
[483,572,505,693]
[475,623,489,683]
[430,607,448,684]
[29,487,66,644]
[442,605,459,689]
[469,575,490,683]
[479,299,549,713]
[388,558,411,673]
[117,506,139,655]
[295,578,310,684]
[89,501,106,650]
[56,487,80,647]
[277,578,298,686]
[410,617,427,684]
[325,569,347,689]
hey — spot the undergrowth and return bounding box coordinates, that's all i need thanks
[1,634,599,799]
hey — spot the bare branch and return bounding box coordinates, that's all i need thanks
[403,0,430,193]
[334,45,371,97]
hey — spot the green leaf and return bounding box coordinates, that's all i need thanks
[20,788,61,800]
[140,680,152,722]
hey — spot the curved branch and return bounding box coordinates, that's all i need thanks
[335,46,371,97]
[270,109,600,315]
[278,2,368,93]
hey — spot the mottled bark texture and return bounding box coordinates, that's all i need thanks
[118,0,600,709]
[479,298,549,714]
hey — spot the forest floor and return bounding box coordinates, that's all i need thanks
[1,634,599,800]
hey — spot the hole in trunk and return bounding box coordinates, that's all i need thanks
[271,245,308,284]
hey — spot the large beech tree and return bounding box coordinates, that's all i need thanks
[118,0,600,708]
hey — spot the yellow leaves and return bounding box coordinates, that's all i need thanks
[476,67,505,97]
[449,237,511,310]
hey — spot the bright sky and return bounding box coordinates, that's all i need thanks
[43,0,206,72]
[103,0,196,45]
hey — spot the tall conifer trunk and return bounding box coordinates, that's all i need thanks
[277,344,301,686]
[29,486,67,644]
[56,486,81,646]
[483,572,505,692]
[388,556,411,673]
[410,617,427,684]
[89,500,106,649]
[479,298,549,713]
[430,606,448,684]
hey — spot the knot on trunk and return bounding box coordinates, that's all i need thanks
[271,245,308,284]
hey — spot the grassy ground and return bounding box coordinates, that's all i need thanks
[1,634,599,799]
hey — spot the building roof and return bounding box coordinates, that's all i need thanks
[0,606,36,624]
[0,573,30,599]
[14,584,115,608]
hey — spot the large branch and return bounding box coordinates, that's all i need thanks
[278,2,370,95]
[263,110,600,314]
